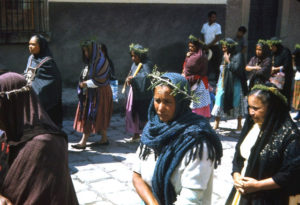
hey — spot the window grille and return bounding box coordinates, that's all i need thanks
[0,0,49,44]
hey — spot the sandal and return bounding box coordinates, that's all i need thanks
[71,144,86,150]
[89,140,110,147]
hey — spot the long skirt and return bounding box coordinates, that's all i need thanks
[1,134,78,205]
[126,87,145,134]
[73,85,113,133]
[211,70,246,118]
[292,80,300,110]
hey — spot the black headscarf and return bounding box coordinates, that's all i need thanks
[30,34,53,59]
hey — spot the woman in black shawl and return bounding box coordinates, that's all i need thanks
[0,72,78,205]
[245,40,272,89]
[132,72,222,205]
[211,38,248,130]
[226,83,300,205]
[269,37,294,106]
[24,34,63,128]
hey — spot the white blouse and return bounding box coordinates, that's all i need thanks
[133,143,214,205]
[240,123,261,176]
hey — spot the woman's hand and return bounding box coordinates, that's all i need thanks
[126,76,133,86]
[239,176,260,194]
[132,172,159,205]
[186,52,192,57]
[224,52,230,64]
[233,172,244,193]
[79,81,87,88]
[0,195,13,205]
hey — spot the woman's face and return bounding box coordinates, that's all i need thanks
[222,45,228,53]
[256,45,263,57]
[271,45,277,53]
[131,51,141,65]
[154,85,176,123]
[28,37,40,55]
[188,43,197,53]
[248,94,268,127]
[83,47,89,59]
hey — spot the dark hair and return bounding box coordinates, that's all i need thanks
[99,43,108,58]
[188,39,201,50]
[293,49,300,67]
[248,83,289,132]
[130,50,148,63]
[238,26,247,34]
[256,43,271,59]
[30,34,52,58]
[208,11,217,17]
[81,40,94,64]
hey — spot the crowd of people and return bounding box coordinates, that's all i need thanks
[0,9,300,205]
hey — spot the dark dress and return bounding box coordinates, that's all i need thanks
[271,47,294,104]
[0,72,78,205]
[126,60,153,133]
[247,56,272,89]
[226,117,300,205]
[25,55,63,128]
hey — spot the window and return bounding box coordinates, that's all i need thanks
[0,0,49,44]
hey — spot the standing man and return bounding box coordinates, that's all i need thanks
[201,11,222,85]
[125,43,153,142]
[234,26,248,54]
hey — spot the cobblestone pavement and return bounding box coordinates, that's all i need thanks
[64,112,299,205]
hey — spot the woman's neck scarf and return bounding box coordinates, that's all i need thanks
[78,42,110,121]
[140,72,222,205]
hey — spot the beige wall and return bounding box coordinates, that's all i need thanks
[224,0,250,39]
[281,0,300,50]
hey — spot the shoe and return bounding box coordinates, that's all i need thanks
[124,137,140,143]
[71,144,86,150]
[89,140,109,147]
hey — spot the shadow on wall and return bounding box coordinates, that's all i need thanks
[152,42,186,73]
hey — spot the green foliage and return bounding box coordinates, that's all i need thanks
[147,66,199,103]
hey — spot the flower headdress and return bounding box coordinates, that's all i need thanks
[220,38,238,47]
[129,43,149,55]
[257,39,268,46]
[147,66,199,103]
[188,35,205,45]
[80,36,98,47]
[251,84,287,105]
[267,37,282,46]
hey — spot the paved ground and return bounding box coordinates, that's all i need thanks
[64,112,299,205]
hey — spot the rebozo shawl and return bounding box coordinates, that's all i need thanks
[222,38,248,114]
[24,35,62,126]
[78,41,110,121]
[0,72,66,187]
[140,72,223,205]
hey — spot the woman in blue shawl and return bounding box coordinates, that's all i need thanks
[132,72,222,205]
[72,40,113,149]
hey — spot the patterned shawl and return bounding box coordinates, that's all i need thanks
[78,42,110,121]
[140,72,222,205]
